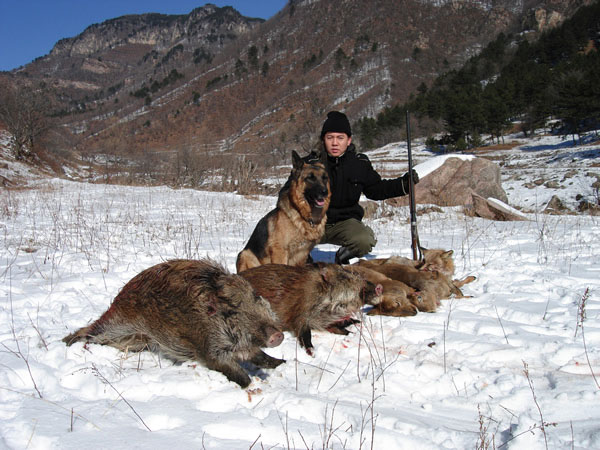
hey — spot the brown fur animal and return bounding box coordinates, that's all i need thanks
[236,151,331,273]
[63,259,285,388]
[239,263,382,355]
[362,247,456,277]
[356,249,476,312]
[344,265,419,316]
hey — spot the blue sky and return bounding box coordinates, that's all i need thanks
[0,1,287,71]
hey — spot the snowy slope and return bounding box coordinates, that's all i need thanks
[0,132,599,449]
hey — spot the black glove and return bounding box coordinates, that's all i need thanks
[400,169,419,194]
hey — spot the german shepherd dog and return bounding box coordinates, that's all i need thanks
[236,151,331,273]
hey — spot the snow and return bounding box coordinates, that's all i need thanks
[1,132,599,449]
[413,154,475,179]
[487,197,529,219]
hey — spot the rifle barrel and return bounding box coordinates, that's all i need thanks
[406,110,419,260]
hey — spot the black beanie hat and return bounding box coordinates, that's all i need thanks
[320,111,352,138]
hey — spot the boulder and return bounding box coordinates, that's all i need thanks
[390,156,508,207]
[544,195,569,214]
[544,180,561,189]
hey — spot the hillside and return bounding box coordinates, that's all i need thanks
[1,0,591,167]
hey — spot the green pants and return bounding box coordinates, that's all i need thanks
[321,219,376,257]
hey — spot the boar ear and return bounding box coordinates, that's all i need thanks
[255,294,273,310]
[292,150,303,170]
[442,250,453,258]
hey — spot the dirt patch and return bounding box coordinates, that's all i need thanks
[470,141,522,153]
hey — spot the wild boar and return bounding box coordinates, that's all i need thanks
[239,263,382,355]
[63,259,284,388]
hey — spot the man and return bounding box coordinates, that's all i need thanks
[305,110,419,264]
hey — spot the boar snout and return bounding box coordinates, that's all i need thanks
[266,329,284,348]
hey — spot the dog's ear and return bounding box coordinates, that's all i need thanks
[292,150,304,170]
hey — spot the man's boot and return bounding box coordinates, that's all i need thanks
[335,246,355,265]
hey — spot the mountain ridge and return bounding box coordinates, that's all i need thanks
[1,0,591,167]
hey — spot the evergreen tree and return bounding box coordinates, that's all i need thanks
[552,70,588,143]
[354,1,600,148]
[482,85,510,144]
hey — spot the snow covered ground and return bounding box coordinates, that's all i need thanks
[1,132,599,449]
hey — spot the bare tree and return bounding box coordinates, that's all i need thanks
[0,80,52,160]
[290,95,326,154]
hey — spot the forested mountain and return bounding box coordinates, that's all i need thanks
[360,0,600,150]
[0,0,593,184]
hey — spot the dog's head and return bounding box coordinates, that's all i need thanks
[291,151,331,221]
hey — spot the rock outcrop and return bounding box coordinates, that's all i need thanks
[391,156,508,207]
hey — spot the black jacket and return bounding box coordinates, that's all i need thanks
[303,144,409,224]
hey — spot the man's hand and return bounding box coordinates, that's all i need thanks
[400,169,419,195]
[408,169,419,185]
[400,169,419,194]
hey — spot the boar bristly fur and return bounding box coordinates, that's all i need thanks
[63,259,285,388]
[240,263,382,355]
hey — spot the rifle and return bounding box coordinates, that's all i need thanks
[406,110,422,261]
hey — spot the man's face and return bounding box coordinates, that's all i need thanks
[323,132,351,158]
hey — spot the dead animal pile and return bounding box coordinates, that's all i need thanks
[352,248,476,315]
